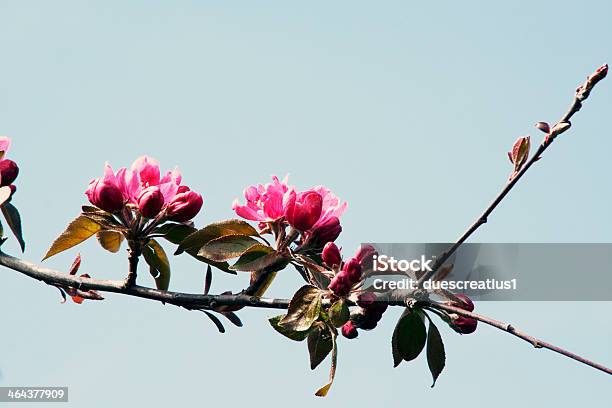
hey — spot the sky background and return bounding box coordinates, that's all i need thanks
[0,1,610,406]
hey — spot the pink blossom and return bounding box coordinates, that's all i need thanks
[232,175,291,222]
[284,190,323,231]
[310,185,347,229]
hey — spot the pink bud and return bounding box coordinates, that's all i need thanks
[343,258,362,283]
[166,189,203,222]
[85,178,124,213]
[451,316,478,334]
[355,244,377,271]
[284,190,323,231]
[328,272,352,297]
[534,122,550,134]
[0,160,19,187]
[309,216,342,246]
[137,186,165,218]
[341,321,359,339]
[322,242,342,268]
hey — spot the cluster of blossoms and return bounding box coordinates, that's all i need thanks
[233,176,346,247]
[85,156,203,222]
[321,242,387,339]
[0,137,19,196]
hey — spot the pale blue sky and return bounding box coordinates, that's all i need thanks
[0,1,610,407]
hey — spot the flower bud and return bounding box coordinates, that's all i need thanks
[309,216,342,246]
[137,186,165,218]
[0,160,19,187]
[341,321,359,339]
[508,136,531,180]
[328,272,352,297]
[356,292,376,307]
[85,178,124,213]
[451,315,478,334]
[453,293,474,312]
[322,242,342,268]
[343,258,362,283]
[166,188,203,222]
[534,122,550,134]
[355,244,377,271]
[284,191,323,231]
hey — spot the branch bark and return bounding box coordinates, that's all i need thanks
[427,301,612,376]
[1,251,610,376]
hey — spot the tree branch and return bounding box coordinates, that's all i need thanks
[427,301,612,376]
[2,251,610,375]
[417,64,608,287]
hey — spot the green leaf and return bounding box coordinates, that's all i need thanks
[392,309,427,366]
[154,223,197,245]
[197,234,260,262]
[43,215,102,260]
[426,315,446,387]
[314,330,338,397]
[268,315,312,341]
[1,202,25,251]
[203,311,225,333]
[328,299,350,328]
[308,325,334,370]
[142,239,171,290]
[230,244,288,272]
[279,285,323,332]
[176,219,260,255]
[96,230,124,253]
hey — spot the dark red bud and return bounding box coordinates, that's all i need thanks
[137,186,165,218]
[452,316,478,334]
[343,258,362,284]
[0,160,19,187]
[453,294,474,312]
[341,321,359,339]
[167,190,203,222]
[309,216,342,247]
[322,242,342,268]
[328,272,352,297]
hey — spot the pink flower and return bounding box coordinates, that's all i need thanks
[128,156,182,204]
[284,190,323,231]
[232,175,291,222]
[85,163,125,213]
[167,186,203,222]
[131,156,161,188]
[310,185,347,229]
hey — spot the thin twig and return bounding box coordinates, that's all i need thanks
[428,302,612,376]
[417,64,608,287]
